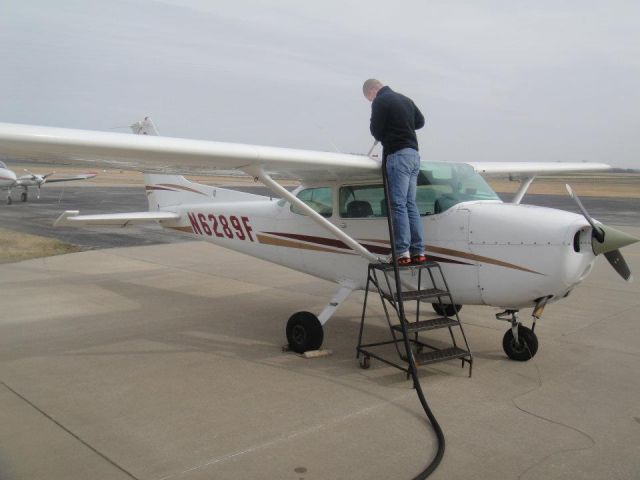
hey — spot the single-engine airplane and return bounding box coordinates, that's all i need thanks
[0,160,96,204]
[0,120,636,361]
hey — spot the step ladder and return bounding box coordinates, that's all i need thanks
[356,260,473,376]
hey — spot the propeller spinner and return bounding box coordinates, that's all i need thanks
[566,184,638,282]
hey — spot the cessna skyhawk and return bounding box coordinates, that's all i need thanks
[0,121,636,361]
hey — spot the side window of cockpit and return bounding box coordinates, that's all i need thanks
[340,184,435,218]
[291,187,333,218]
[339,185,385,218]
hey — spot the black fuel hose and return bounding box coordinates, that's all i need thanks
[381,158,445,479]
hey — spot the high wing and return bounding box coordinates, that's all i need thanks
[0,123,379,182]
[42,173,97,183]
[467,161,611,179]
[0,122,610,182]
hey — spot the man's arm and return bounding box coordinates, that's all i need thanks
[370,99,387,141]
[414,103,425,130]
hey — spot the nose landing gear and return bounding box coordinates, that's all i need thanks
[496,310,539,361]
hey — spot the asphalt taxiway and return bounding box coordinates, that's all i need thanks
[0,187,639,479]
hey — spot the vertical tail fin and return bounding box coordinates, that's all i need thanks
[144,174,214,211]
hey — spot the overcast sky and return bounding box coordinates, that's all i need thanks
[1,0,638,168]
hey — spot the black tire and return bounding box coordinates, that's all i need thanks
[7,197,12,205]
[286,311,324,354]
[20,192,27,202]
[432,303,462,317]
[502,325,538,361]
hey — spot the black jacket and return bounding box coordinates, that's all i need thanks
[370,86,425,157]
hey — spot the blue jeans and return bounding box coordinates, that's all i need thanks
[385,148,425,257]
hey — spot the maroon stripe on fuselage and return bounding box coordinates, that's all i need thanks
[262,231,390,254]
[263,232,475,266]
[145,186,177,192]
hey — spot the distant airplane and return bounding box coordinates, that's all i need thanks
[0,160,96,204]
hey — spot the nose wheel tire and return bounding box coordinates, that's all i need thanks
[432,303,462,317]
[286,311,324,354]
[502,325,538,361]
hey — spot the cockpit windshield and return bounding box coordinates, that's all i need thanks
[416,162,500,214]
[0,161,7,169]
[338,162,501,218]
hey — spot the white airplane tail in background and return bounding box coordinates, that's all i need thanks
[130,116,158,136]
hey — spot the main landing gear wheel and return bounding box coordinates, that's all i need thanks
[286,311,324,354]
[21,192,28,202]
[502,325,538,361]
[432,303,462,317]
[7,196,12,205]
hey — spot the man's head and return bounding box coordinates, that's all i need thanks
[362,78,384,102]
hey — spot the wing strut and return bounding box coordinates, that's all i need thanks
[511,176,535,205]
[243,166,380,263]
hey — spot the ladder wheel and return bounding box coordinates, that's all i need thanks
[359,355,371,369]
[286,311,323,354]
[432,303,462,317]
[502,325,538,361]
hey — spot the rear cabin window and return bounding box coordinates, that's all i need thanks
[339,185,385,218]
[291,187,333,218]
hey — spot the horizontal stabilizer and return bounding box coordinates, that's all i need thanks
[54,210,179,227]
[44,173,97,183]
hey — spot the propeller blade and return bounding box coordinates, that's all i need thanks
[566,183,639,281]
[604,250,633,282]
[565,184,604,241]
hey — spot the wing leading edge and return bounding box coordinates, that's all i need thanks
[0,122,611,182]
[468,161,611,179]
[0,122,379,182]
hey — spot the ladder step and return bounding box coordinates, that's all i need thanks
[371,260,439,271]
[414,347,470,366]
[386,288,449,301]
[392,317,459,334]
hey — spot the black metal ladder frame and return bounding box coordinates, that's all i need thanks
[356,261,473,377]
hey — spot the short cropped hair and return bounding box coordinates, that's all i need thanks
[362,78,383,95]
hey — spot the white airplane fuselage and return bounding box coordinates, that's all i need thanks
[0,166,17,187]
[153,185,594,310]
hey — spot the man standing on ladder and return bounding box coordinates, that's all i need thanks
[363,78,427,266]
